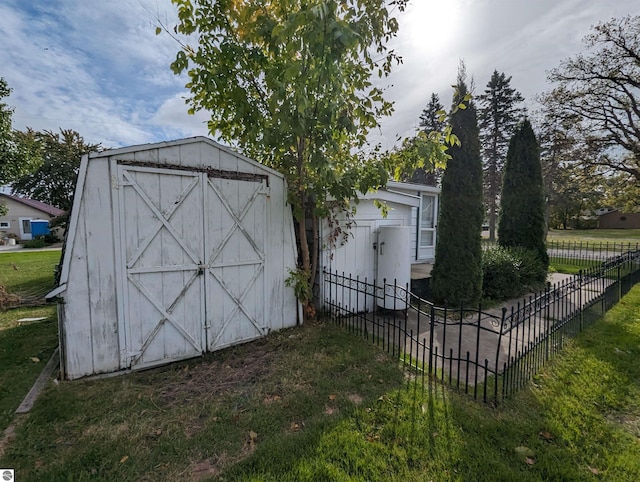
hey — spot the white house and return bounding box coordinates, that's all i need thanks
[321,181,440,278]
[47,137,299,380]
[319,181,440,311]
[386,181,440,264]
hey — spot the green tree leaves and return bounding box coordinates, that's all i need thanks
[164,0,451,315]
[11,130,100,211]
[543,15,640,183]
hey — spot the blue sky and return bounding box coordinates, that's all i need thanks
[1,0,638,150]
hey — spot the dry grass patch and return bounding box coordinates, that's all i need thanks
[0,321,404,481]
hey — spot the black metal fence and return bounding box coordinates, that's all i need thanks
[322,249,640,404]
[546,240,640,267]
[482,239,640,268]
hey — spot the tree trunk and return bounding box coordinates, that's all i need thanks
[310,214,319,307]
[489,197,497,242]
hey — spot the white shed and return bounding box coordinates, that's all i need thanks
[48,137,299,380]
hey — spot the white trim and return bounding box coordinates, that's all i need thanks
[387,180,440,194]
[0,221,9,228]
[46,283,67,299]
[57,154,90,287]
[360,188,420,207]
[88,136,287,181]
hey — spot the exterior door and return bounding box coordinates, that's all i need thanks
[19,217,33,241]
[117,165,206,369]
[117,164,270,369]
[418,194,437,261]
[204,175,268,350]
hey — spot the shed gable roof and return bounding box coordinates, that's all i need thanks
[89,136,285,180]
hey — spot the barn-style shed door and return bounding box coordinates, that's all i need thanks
[204,175,268,351]
[117,165,206,369]
[116,164,268,369]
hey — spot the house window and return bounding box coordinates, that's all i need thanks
[21,219,32,234]
[0,221,9,229]
[420,195,435,247]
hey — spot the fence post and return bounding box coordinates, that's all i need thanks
[618,264,622,303]
[428,305,435,376]
[495,307,507,402]
[578,269,583,332]
[545,283,550,362]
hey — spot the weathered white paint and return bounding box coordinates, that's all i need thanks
[48,137,298,380]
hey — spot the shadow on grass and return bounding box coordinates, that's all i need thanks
[225,286,640,481]
[2,287,639,481]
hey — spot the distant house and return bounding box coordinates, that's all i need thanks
[597,209,640,229]
[0,193,65,241]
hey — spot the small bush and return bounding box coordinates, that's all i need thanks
[482,246,547,301]
[23,236,47,249]
[43,233,59,244]
[482,247,521,300]
[512,246,547,287]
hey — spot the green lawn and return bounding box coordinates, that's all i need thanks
[0,306,58,433]
[548,257,601,275]
[0,250,61,298]
[0,251,61,433]
[1,285,640,481]
[547,228,640,245]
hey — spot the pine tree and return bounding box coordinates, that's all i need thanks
[431,69,484,306]
[498,119,548,268]
[478,71,524,241]
[419,93,446,134]
[408,93,447,185]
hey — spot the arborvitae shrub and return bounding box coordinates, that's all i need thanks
[498,119,548,268]
[431,81,484,306]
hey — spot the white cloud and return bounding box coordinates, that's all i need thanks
[1,0,639,152]
[148,93,212,140]
[375,0,640,148]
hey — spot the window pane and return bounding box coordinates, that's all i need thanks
[421,195,434,228]
[22,219,32,234]
[420,230,433,247]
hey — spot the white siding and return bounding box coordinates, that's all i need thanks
[320,198,413,312]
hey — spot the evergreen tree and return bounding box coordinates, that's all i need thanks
[478,71,524,241]
[409,93,447,185]
[419,93,446,134]
[431,68,484,306]
[498,119,548,268]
